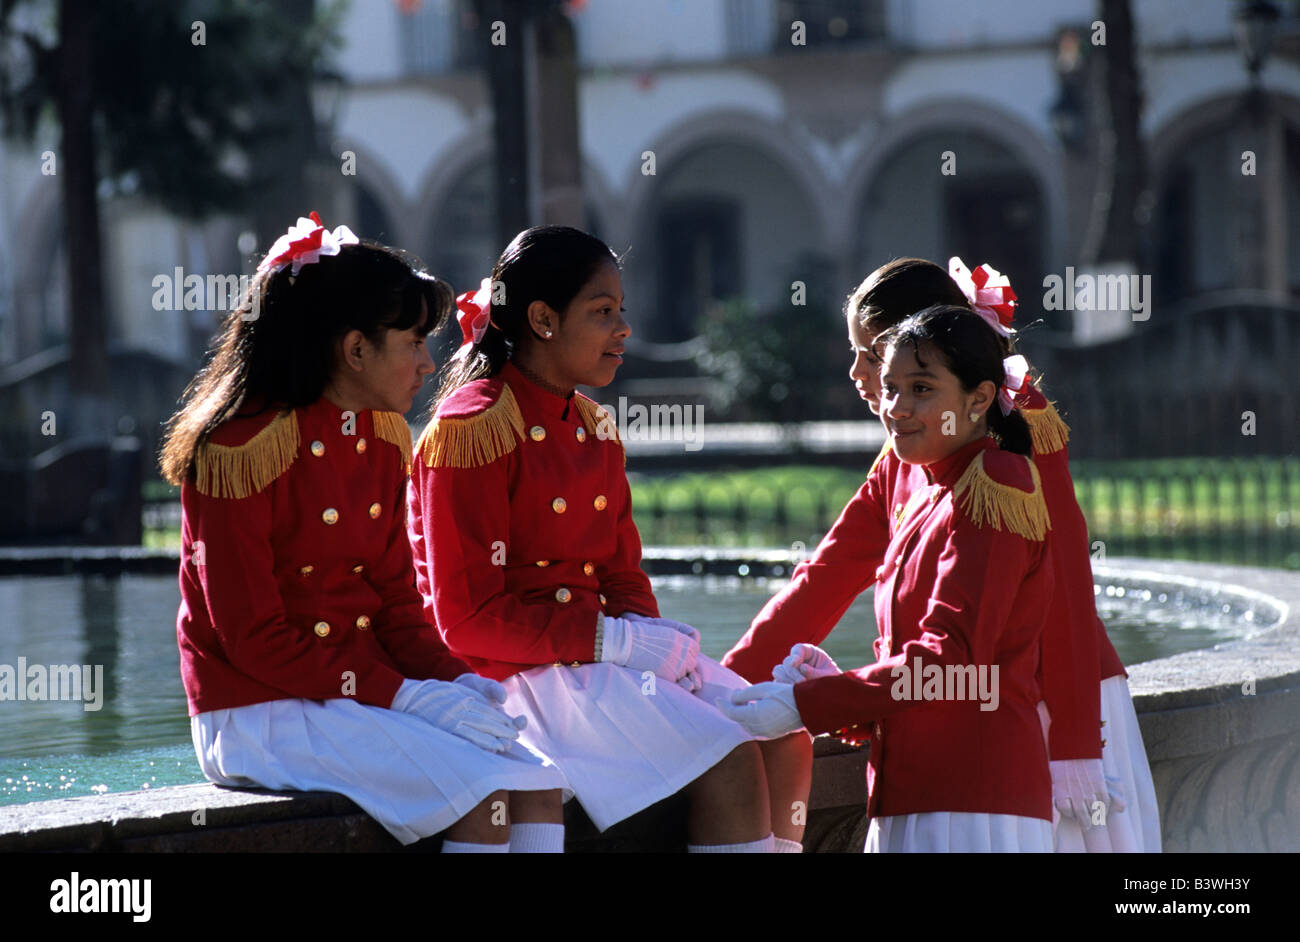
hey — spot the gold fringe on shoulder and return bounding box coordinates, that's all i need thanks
[868,437,893,476]
[1020,399,1071,455]
[372,411,414,472]
[952,452,1051,541]
[417,384,524,468]
[194,410,300,499]
[573,395,626,466]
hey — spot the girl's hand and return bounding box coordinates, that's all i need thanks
[1049,758,1112,829]
[772,643,840,685]
[599,615,699,681]
[453,672,509,706]
[623,611,702,644]
[717,683,803,738]
[391,678,526,752]
[676,668,703,694]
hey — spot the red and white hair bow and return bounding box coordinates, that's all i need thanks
[258,211,359,276]
[452,277,494,361]
[950,256,1017,338]
[999,354,1030,415]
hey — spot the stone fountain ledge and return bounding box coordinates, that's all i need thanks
[1094,558,1300,852]
[1,553,1297,851]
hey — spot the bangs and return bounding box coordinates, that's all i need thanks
[385,269,455,337]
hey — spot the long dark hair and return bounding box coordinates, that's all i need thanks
[434,225,619,411]
[160,240,454,485]
[876,303,1033,456]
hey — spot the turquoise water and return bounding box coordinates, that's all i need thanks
[0,572,1247,806]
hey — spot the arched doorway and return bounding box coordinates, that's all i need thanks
[855,129,1046,321]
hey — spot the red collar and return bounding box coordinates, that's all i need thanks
[500,360,576,420]
[922,436,997,487]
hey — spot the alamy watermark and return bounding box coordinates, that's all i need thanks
[592,397,704,452]
[890,657,999,711]
[152,267,260,320]
[1042,266,1151,321]
[0,657,104,711]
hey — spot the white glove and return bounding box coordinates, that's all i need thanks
[624,611,702,644]
[599,615,699,681]
[717,682,803,738]
[391,678,524,753]
[1050,758,1111,829]
[676,669,703,694]
[453,673,510,707]
[772,643,840,685]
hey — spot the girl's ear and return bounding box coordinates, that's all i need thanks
[525,299,556,340]
[969,379,998,417]
[339,329,367,373]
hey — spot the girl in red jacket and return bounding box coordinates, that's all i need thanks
[408,226,780,852]
[160,214,566,852]
[724,304,1055,851]
[724,257,1159,852]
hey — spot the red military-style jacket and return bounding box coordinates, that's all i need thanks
[791,436,1054,821]
[408,360,660,681]
[1017,385,1127,686]
[176,396,471,717]
[723,384,1124,762]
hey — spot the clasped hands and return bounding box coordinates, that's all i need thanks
[391,674,527,753]
[599,611,704,692]
[716,642,837,738]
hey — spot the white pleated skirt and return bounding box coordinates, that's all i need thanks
[192,697,568,846]
[866,813,1054,853]
[501,655,760,831]
[1052,675,1162,853]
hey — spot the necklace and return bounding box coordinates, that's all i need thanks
[513,359,573,400]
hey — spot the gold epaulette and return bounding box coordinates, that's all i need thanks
[372,411,414,472]
[1020,399,1070,455]
[868,437,892,476]
[417,384,525,468]
[952,452,1050,541]
[194,411,299,499]
[572,395,626,466]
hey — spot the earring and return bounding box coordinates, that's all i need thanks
[969,412,981,422]
[543,330,553,338]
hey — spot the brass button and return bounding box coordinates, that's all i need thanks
[569,661,581,667]
[310,440,325,457]
[599,594,607,607]
[529,425,546,442]
[369,502,382,519]
[575,427,587,443]
[355,438,367,454]
[299,565,314,576]
[536,560,550,568]
[583,562,595,576]
[552,661,563,667]
[322,508,339,525]
[352,564,364,574]
[551,498,566,514]
[593,495,607,511]
[313,621,331,638]
[555,587,572,603]
[355,615,371,630]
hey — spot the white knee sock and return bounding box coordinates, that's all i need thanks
[509,822,566,853]
[774,837,803,853]
[441,839,510,853]
[688,833,776,853]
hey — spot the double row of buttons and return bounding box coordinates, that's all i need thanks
[312,614,371,638]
